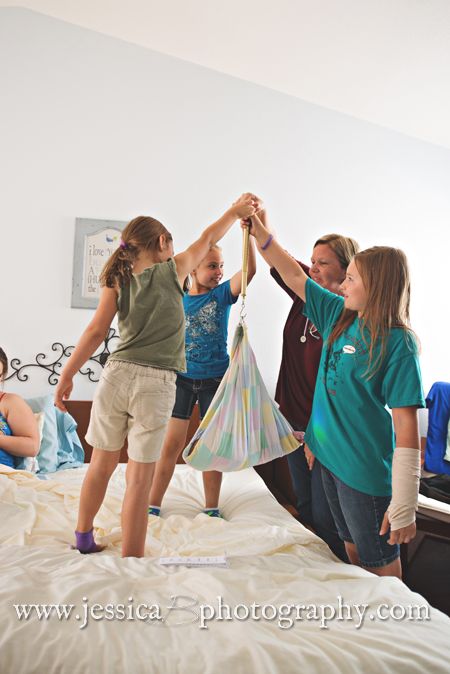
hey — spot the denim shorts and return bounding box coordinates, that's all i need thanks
[321,465,400,568]
[171,374,222,420]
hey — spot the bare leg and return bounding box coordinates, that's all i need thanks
[344,541,361,566]
[346,541,402,579]
[122,459,155,558]
[76,448,121,532]
[363,557,402,579]
[148,418,190,507]
[203,470,223,509]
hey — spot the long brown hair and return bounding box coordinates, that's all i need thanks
[328,246,416,378]
[100,216,172,288]
[0,347,8,381]
[313,233,359,270]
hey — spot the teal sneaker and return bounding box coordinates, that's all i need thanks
[203,508,223,518]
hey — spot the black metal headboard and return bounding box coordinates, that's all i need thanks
[4,328,120,385]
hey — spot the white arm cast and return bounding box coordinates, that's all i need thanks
[387,446,421,531]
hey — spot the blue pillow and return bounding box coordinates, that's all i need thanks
[55,408,84,469]
[24,395,59,473]
[425,382,450,475]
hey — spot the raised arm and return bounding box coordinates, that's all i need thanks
[248,213,308,301]
[229,231,256,297]
[54,286,118,411]
[243,209,299,300]
[174,194,256,285]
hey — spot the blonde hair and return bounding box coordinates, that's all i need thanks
[328,246,416,378]
[100,216,172,288]
[183,244,223,292]
[313,233,359,270]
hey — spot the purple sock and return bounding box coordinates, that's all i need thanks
[74,529,105,554]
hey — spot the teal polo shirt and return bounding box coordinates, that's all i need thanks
[303,278,425,496]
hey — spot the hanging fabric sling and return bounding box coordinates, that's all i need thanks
[182,225,300,471]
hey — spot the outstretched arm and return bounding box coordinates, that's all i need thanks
[243,209,301,300]
[248,213,308,301]
[229,231,257,297]
[174,194,256,285]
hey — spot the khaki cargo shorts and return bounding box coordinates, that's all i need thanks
[86,359,176,463]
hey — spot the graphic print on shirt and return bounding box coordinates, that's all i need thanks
[323,334,368,396]
[0,413,12,436]
[185,298,224,363]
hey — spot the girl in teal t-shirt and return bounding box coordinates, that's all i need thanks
[248,209,424,579]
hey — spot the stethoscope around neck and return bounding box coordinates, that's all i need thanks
[300,319,320,343]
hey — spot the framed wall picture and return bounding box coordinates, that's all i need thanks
[71,218,127,309]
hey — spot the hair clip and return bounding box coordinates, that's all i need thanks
[119,240,128,250]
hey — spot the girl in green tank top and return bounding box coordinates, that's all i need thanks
[55,194,258,559]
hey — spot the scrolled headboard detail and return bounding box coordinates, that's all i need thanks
[4,328,120,385]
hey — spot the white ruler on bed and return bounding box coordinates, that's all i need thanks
[159,555,228,568]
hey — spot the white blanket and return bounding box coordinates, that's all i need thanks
[1,465,449,674]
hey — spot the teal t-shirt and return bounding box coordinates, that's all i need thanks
[303,278,425,497]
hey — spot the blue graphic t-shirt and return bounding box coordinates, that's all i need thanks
[183,280,238,379]
[0,412,15,468]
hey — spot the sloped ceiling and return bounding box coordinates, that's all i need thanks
[3,0,450,148]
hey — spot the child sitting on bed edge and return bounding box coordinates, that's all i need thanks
[0,347,40,467]
[54,195,257,558]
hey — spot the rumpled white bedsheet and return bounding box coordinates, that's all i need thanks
[0,464,449,674]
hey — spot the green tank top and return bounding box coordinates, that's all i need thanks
[109,258,186,372]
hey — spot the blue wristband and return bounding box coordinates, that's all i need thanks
[261,234,273,251]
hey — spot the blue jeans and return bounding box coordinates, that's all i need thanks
[171,374,222,420]
[287,433,348,562]
[321,465,400,568]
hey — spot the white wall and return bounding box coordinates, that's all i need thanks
[1,7,450,401]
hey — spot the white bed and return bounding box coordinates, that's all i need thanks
[1,464,449,674]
